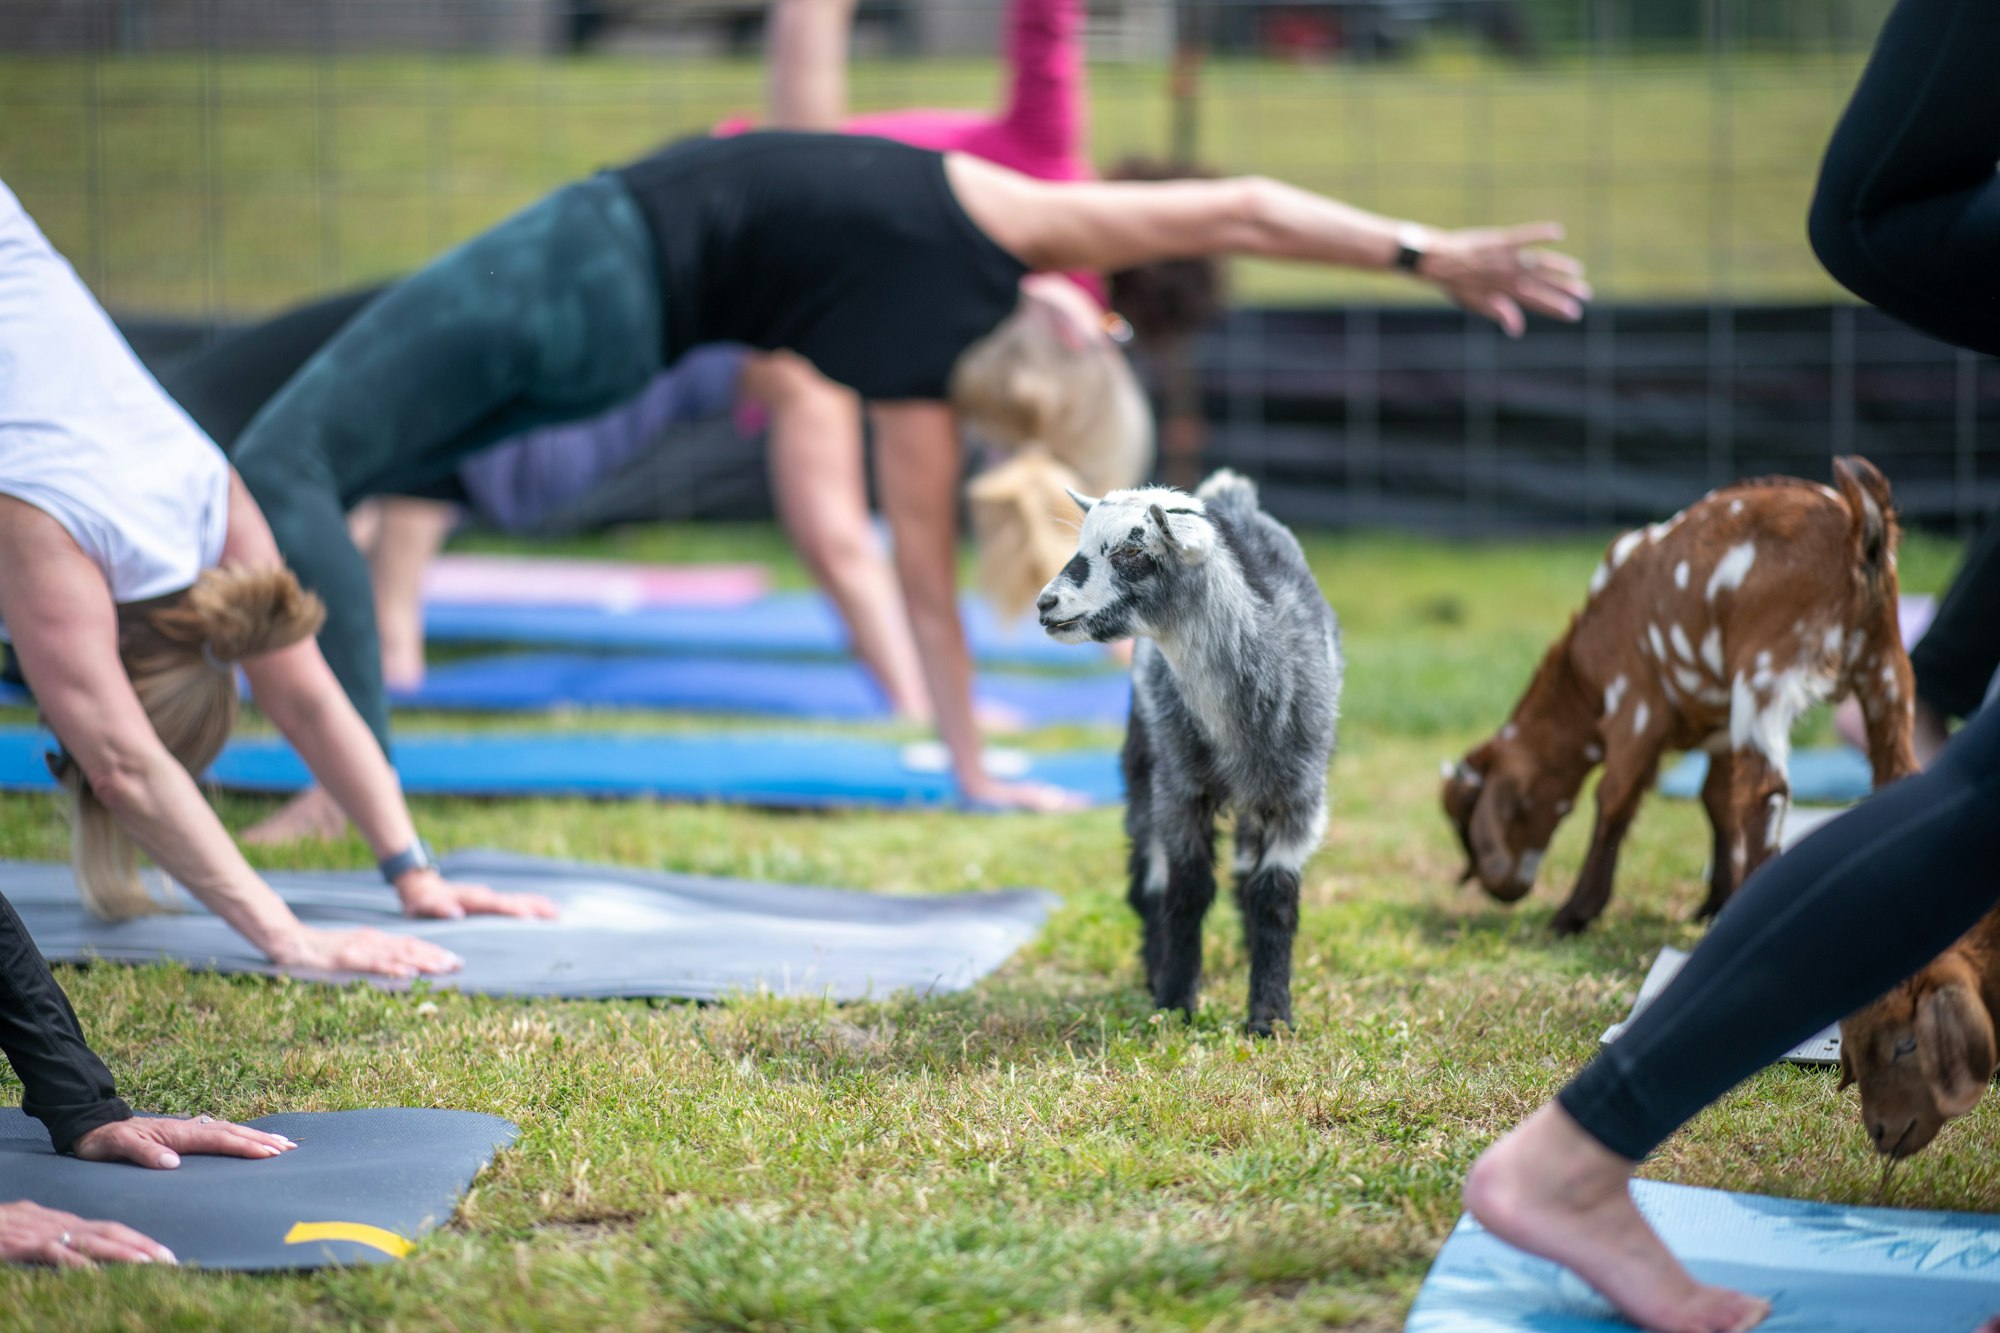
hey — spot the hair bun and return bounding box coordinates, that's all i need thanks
[150,565,326,667]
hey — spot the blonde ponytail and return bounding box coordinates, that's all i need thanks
[966,447,1091,622]
[65,566,325,921]
[950,297,1155,619]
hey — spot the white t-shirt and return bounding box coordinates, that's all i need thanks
[0,179,229,636]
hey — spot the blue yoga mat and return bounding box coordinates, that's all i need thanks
[1408,1179,2000,1332]
[1659,747,1875,805]
[422,592,1103,668]
[0,727,1122,809]
[390,653,1130,725]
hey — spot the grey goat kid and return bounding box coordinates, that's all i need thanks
[1037,470,1343,1034]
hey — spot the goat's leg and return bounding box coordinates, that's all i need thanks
[1550,745,1661,935]
[1696,748,1742,919]
[1854,636,1920,786]
[1151,801,1219,1020]
[1122,715,1164,992]
[1230,817,1264,915]
[1238,812,1311,1037]
[1709,746,1790,918]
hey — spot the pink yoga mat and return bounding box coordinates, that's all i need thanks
[423,556,769,612]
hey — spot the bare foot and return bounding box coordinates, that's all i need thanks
[242,785,349,845]
[1464,1104,1771,1333]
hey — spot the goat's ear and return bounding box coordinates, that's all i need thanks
[1917,984,1997,1117]
[1064,487,1098,515]
[1466,778,1521,892]
[1150,503,1214,566]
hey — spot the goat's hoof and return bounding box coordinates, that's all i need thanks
[1243,1015,1290,1039]
[1547,910,1595,937]
[1692,896,1728,921]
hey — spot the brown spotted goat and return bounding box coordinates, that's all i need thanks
[1839,906,2000,1159]
[1442,455,1917,935]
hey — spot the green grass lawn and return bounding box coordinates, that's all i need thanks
[0,49,1872,317]
[1,522,1993,1331]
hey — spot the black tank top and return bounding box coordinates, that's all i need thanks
[616,132,1030,401]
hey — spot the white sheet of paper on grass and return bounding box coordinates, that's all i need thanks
[1600,946,1842,1065]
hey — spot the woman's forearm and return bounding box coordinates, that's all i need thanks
[82,745,303,958]
[1234,176,1404,268]
[898,565,984,785]
[246,644,417,865]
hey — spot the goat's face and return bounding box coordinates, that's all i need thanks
[1037,487,1215,643]
[1442,740,1573,902]
[1839,958,1997,1159]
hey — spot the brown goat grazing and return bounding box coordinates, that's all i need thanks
[1839,907,2000,1159]
[1442,456,1917,935]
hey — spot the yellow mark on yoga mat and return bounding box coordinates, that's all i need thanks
[283,1221,413,1258]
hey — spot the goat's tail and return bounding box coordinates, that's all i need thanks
[1832,454,1900,594]
[1196,468,1259,518]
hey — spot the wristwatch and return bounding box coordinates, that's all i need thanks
[378,836,436,884]
[1393,222,1430,274]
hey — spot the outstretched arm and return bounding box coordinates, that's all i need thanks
[766,0,856,129]
[221,474,556,922]
[950,156,1592,337]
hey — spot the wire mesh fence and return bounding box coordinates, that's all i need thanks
[1,0,1989,531]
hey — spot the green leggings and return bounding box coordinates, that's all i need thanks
[231,174,663,749]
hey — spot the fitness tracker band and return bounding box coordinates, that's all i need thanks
[1393,222,1429,274]
[379,836,436,884]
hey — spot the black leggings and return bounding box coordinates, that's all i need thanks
[1806,0,2000,358]
[1911,515,2000,722]
[1562,0,2000,1161]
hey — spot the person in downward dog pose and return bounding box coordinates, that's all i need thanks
[1463,2,2000,1328]
[1036,471,1341,1034]
[0,179,553,981]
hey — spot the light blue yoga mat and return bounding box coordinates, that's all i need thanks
[1408,1179,2000,1332]
[0,726,1122,809]
[389,652,1130,725]
[421,591,1104,668]
[1659,747,1874,805]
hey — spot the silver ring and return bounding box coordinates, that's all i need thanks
[58,1231,72,1249]
[196,1114,213,1124]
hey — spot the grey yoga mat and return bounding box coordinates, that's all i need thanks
[0,1107,516,1271]
[4,850,1057,1000]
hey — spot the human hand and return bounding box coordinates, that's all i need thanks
[271,925,463,978]
[0,1200,175,1267]
[959,775,1091,813]
[397,869,558,921]
[1415,222,1591,337]
[74,1115,296,1170]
